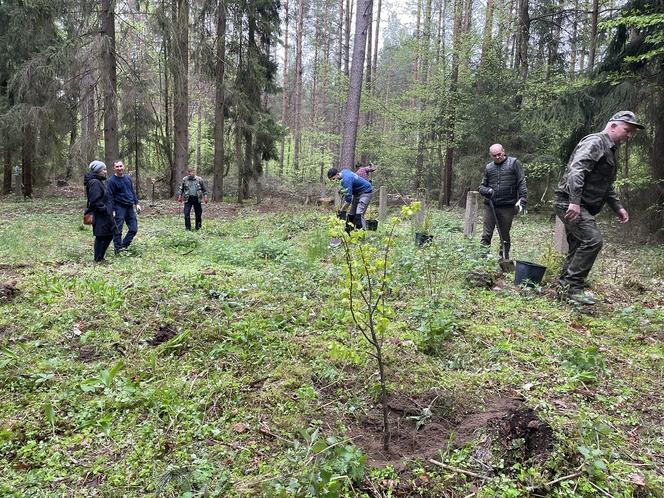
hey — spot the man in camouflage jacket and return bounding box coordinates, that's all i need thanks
[554,111,643,305]
[177,168,209,230]
[478,144,528,260]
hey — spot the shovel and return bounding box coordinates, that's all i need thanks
[330,210,353,248]
[488,199,515,272]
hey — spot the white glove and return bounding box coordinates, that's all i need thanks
[135,204,142,215]
[515,199,527,215]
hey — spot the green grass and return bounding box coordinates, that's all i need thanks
[0,197,663,497]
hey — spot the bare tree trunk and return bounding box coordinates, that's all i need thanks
[344,0,352,77]
[81,71,97,162]
[22,123,34,198]
[2,143,11,194]
[101,0,119,167]
[415,0,432,190]
[361,0,373,165]
[293,0,304,171]
[279,0,289,175]
[371,0,382,78]
[570,0,578,76]
[439,0,462,207]
[213,0,226,201]
[514,0,529,80]
[480,0,495,68]
[172,0,190,195]
[340,0,372,169]
[588,0,598,70]
[236,123,243,204]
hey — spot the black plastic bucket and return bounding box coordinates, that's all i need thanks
[514,260,547,287]
[366,219,378,231]
[415,232,434,246]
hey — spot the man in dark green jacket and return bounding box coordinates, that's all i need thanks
[177,168,209,230]
[554,111,644,305]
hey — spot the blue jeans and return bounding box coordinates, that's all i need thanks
[113,204,138,251]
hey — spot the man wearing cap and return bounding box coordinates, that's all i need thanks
[107,160,141,254]
[177,167,209,231]
[84,161,115,262]
[327,167,373,229]
[554,111,644,305]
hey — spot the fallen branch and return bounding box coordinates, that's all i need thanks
[428,459,491,480]
[527,470,583,491]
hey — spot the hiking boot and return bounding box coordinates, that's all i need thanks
[568,291,596,306]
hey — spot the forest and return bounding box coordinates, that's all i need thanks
[1,0,664,496]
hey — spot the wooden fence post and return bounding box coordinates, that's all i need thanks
[554,217,569,253]
[414,188,427,227]
[463,191,480,237]
[378,186,387,221]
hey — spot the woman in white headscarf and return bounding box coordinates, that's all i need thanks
[84,161,115,262]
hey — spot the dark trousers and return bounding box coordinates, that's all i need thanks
[94,236,113,262]
[553,203,603,292]
[481,204,516,259]
[184,196,202,230]
[113,204,138,251]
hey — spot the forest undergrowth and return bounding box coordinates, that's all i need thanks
[0,193,662,497]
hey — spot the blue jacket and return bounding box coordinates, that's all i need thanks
[339,169,372,203]
[107,174,139,207]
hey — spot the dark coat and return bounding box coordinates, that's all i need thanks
[479,157,528,207]
[554,131,623,216]
[84,173,115,237]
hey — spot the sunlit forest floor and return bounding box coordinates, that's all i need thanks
[1,191,663,497]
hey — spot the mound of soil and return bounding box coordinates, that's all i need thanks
[345,393,552,469]
[147,325,177,346]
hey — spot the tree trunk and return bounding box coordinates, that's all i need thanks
[570,0,578,76]
[213,0,226,201]
[439,0,462,208]
[415,0,432,190]
[279,0,289,175]
[340,0,372,169]
[172,0,190,196]
[344,0,352,77]
[588,0,598,70]
[101,0,119,167]
[514,0,529,80]
[293,0,304,171]
[371,0,381,78]
[479,0,495,68]
[22,123,34,198]
[2,144,11,194]
[81,71,97,162]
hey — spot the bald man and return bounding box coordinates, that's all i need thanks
[478,144,528,260]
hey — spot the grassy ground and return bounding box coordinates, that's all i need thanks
[0,192,662,497]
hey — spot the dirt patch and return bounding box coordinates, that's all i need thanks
[147,325,177,346]
[77,346,100,363]
[0,279,19,303]
[345,393,552,469]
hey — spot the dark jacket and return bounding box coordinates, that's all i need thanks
[554,131,623,216]
[107,174,139,207]
[479,156,527,207]
[84,173,115,237]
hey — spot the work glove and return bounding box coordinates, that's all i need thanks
[135,204,142,215]
[515,199,527,215]
[177,196,183,203]
[204,196,209,204]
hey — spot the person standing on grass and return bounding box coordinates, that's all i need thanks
[84,161,115,263]
[327,167,373,230]
[478,144,528,260]
[107,160,141,254]
[554,111,643,305]
[355,161,377,182]
[177,167,209,231]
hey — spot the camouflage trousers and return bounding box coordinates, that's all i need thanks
[553,203,604,292]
